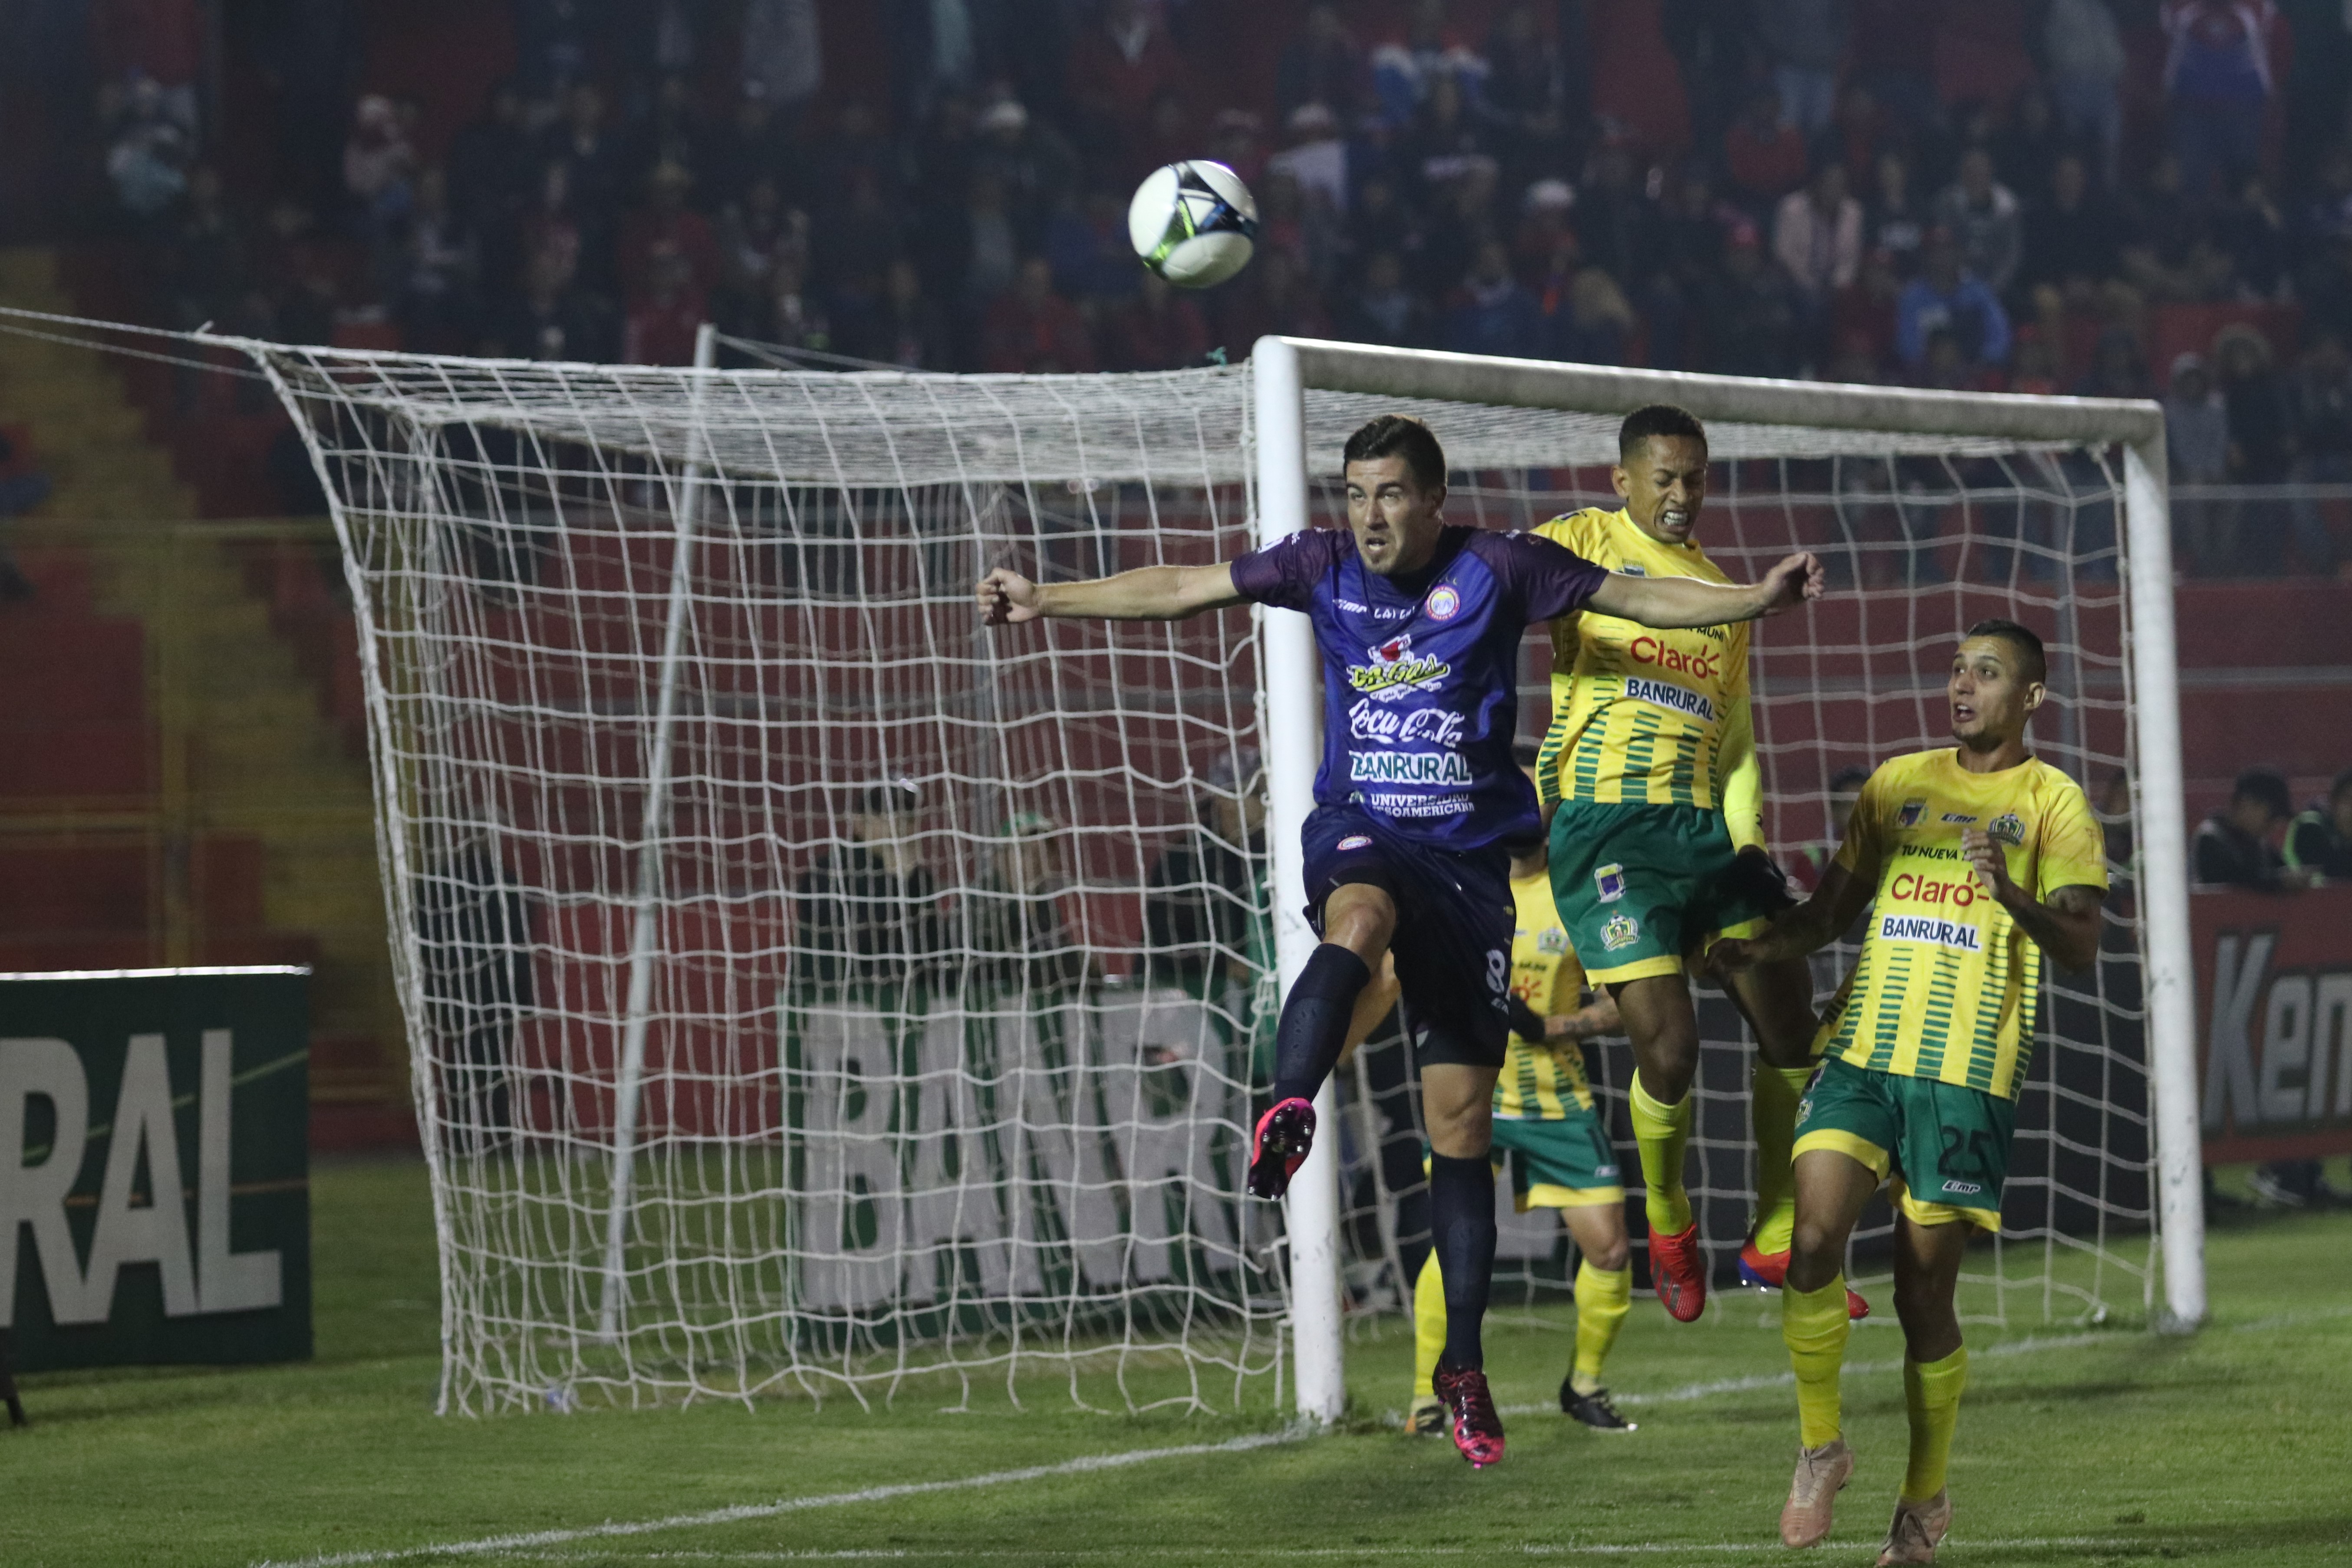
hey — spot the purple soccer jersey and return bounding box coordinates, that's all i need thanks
[1230,524,1609,850]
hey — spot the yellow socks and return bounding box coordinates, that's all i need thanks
[1750,1064,1814,1255]
[1412,1250,1446,1396]
[1570,1257,1633,1395]
[1628,1074,1695,1235]
[1783,1275,1851,1449]
[1902,1347,1968,1501]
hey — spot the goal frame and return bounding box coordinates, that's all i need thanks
[1250,336,2204,1426]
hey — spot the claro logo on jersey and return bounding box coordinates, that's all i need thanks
[1626,635,1723,681]
[1888,871,1984,909]
[1347,633,1452,701]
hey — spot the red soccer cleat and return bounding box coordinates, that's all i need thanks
[1738,1235,1871,1321]
[1248,1097,1316,1200]
[1433,1361,1505,1467]
[1648,1221,1708,1322]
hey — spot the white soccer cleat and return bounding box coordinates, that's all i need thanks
[1779,1437,1855,1547]
[1875,1489,1951,1565]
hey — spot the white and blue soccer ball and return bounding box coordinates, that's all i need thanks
[1128,160,1259,289]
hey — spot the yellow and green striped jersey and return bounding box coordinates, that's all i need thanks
[1817,748,2109,1101]
[1496,867,1599,1120]
[1531,508,1762,847]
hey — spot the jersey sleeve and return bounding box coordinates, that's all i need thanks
[1227,527,1339,612]
[1716,693,1764,851]
[1486,530,1610,623]
[2033,775,2112,898]
[1831,763,1896,885]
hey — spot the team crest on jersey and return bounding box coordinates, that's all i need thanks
[1990,812,2025,846]
[1897,798,1927,829]
[1336,835,1374,851]
[1594,863,1627,903]
[1601,912,1641,951]
[1538,926,1568,954]
[1425,584,1461,620]
[1347,632,1452,701]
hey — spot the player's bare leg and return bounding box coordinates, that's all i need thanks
[1422,1059,1507,1466]
[1877,1214,1967,1565]
[1611,972,1711,1319]
[1780,1149,1880,1546]
[1718,959,1865,1318]
[1558,1202,1636,1429]
[1250,882,1394,1199]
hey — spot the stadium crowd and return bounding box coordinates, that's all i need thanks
[64,0,2352,568]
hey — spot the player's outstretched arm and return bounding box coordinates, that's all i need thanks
[977,562,1243,624]
[1960,829,2104,972]
[1584,551,1825,629]
[1710,861,1874,972]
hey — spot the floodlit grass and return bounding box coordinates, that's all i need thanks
[3,1159,2349,1567]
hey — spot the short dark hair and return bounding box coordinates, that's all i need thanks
[1962,618,2048,685]
[2233,767,2292,820]
[1829,766,1871,793]
[1342,415,1447,491]
[1618,404,1708,461]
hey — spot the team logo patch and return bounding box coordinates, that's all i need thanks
[1990,812,2025,847]
[1601,912,1642,951]
[1537,926,1568,954]
[1594,863,1627,903]
[1897,798,1927,829]
[1346,632,1452,701]
[1336,835,1374,851]
[1425,584,1461,620]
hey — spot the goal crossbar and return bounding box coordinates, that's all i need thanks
[1253,337,2202,1423]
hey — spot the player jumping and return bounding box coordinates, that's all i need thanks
[1410,744,1637,1437]
[1535,405,1860,1324]
[979,413,1823,1468]
[1712,620,2107,1562]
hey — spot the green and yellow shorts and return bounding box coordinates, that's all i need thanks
[1430,1110,1626,1213]
[1792,1056,2015,1232]
[1548,799,1776,986]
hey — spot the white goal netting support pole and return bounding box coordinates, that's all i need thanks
[1256,338,2206,1333]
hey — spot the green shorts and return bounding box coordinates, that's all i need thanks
[1548,799,1776,986]
[1792,1056,2016,1231]
[1432,1111,1626,1213]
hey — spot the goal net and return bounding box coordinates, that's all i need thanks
[242,334,2191,1417]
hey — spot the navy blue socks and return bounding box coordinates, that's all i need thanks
[1430,1151,1497,1369]
[1268,943,1371,1107]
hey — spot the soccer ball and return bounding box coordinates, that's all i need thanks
[1128,161,1259,289]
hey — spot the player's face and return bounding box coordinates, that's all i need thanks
[1343,456,1446,576]
[1612,436,1709,545]
[1948,636,2043,750]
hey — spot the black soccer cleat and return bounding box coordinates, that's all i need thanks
[1560,1378,1637,1431]
[1247,1097,1316,1199]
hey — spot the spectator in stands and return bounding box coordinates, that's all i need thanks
[1144,748,1266,997]
[1443,239,1542,359]
[762,254,831,354]
[1277,4,1366,120]
[1104,269,1210,369]
[1933,147,2023,296]
[102,72,194,221]
[1773,161,1863,311]
[983,256,1094,372]
[1549,265,1637,366]
[416,814,536,1155]
[2194,766,2309,888]
[2217,328,2297,541]
[1700,225,1805,378]
[1758,0,1848,138]
[2286,329,2352,573]
[2160,0,2286,201]
[492,240,616,362]
[2045,0,2128,185]
[1895,231,2011,376]
[2019,152,2120,304]
[621,161,720,300]
[344,94,417,247]
[1864,148,1928,278]
[2286,768,2352,880]
[971,97,1079,235]
[740,0,823,114]
[1067,0,1187,161]
[394,168,481,352]
[622,243,703,365]
[2164,352,2233,571]
[1478,2,1569,186]
[969,812,1087,998]
[1341,250,1433,349]
[794,779,939,988]
[1723,84,1810,208]
[843,258,954,369]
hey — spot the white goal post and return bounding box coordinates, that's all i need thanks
[226,321,2201,1420]
[1255,337,2204,1423]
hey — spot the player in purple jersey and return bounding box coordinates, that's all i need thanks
[978,415,1822,1466]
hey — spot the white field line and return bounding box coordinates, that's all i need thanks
[484,1539,2148,1562]
[250,1433,1300,1568]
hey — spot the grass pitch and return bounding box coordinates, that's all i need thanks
[4,1159,2349,1568]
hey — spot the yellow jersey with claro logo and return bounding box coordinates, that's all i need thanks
[1497,867,1601,1120]
[1815,748,2109,1101]
[1531,508,1762,848]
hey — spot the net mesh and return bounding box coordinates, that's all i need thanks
[244,344,2154,1415]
